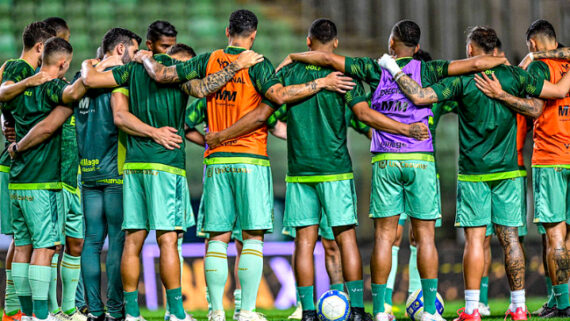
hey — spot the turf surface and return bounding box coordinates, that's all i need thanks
[139,296,568,320]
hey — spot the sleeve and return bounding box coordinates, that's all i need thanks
[345,107,370,136]
[111,62,135,86]
[185,97,207,129]
[266,105,287,129]
[262,65,288,110]
[344,56,380,84]
[429,76,463,102]
[515,67,545,97]
[343,80,368,108]
[112,86,129,97]
[249,58,280,96]
[46,80,67,106]
[527,61,550,82]
[424,60,450,84]
[175,52,210,82]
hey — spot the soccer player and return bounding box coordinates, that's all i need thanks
[280,20,509,321]
[81,21,266,321]
[2,36,88,321]
[379,25,570,321]
[74,28,141,321]
[474,20,570,318]
[137,9,356,321]
[0,21,56,321]
[146,21,177,54]
[168,44,197,61]
[42,17,88,320]
[204,18,433,321]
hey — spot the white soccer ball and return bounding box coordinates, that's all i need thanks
[317,290,351,321]
[406,289,445,321]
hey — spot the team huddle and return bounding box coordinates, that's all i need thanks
[0,7,569,321]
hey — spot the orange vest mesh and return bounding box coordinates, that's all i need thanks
[204,49,268,158]
[532,59,570,165]
[516,114,529,167]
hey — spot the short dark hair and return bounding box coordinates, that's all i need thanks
[413,49,432,61]
[466,26,499,53]
[42,17,69,35]
[391,20,421,47]
[167,43,196,57]
[228,9,258,37]
[147,20,177,42]
[43,37,73,65]
[308,18,337,44]
[22,21,56,50]
[526,19,556,41]
[102,28,142,54]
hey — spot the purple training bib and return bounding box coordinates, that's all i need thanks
[370,59,433,153]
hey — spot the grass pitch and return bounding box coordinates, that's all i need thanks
[140,296,568,320]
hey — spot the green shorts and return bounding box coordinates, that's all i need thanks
[202,163,273,233]
[10,189,63,248]
[0,170,13,235]
[196,193,243,242]
[533,166,570,224]
[456,177,525,228]
[62,186,84,239]
[485,177,528,237]
[122,168,194,231]
[284,178,357,232]
[398,175,443,227]
[282,210,336,241]
[369,159,439,220]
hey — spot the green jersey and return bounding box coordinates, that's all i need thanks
[112,54,189,173]
[61,115,79,188]
[271,61,367,178]
[527,60,550,82]
[2,60,68,188]
[430,101,457,144]
[430,65,544,179]
[185,97,207,130]
[75,70,125,184]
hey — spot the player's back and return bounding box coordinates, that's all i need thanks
[7,79,67,185]
[454,64,533,174]
[278,61,362,176]
[124,55,189,169]
[75,69,124,182]
[203,49,267,158]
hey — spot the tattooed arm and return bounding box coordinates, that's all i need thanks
[352,101,430,140]
[474,73,545,118]
[179,65,241,98]
[519,47,570,69]
[276,51,346,73]
[264,72,355,105]
[205,103,275,149]
[394,73,439,105]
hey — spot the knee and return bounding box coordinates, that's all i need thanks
[322,240,340,257]
[65,238,84,256]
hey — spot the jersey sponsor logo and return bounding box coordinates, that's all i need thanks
[215,90,237,102]
[377,160,428,170]
[559,105,569,117]
[305,65,321,71]
[24,90,32,96]
[206,166,251,177]
[564,143,570,150]
[379,141,407,149]
[379,100,409,112]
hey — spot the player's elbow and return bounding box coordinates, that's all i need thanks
[113,112,126,129]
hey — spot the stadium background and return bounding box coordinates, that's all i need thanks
[0,0,569,311]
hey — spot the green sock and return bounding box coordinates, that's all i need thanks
[297,286,315,311]
[346,280,364,308]
[387,246,399,292]
[385,288,393,305]
[372,283,386,314]
[12,262,33,316]
[61,253,81,314]
[48,254,59,313]
[234,288,242,313]
[553,284,570,309]
[295,283,301,307]
[479,276,489,305]
[5,270,21,315]
[29,265,51,319]
[166,287,185,319]
[238,240,264,312]
[205,241,228,311]
[330,283,344,292]
[546,277,556,308]
[408,246,421,294]
[421,279,438,315]
[124,291,140,317]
